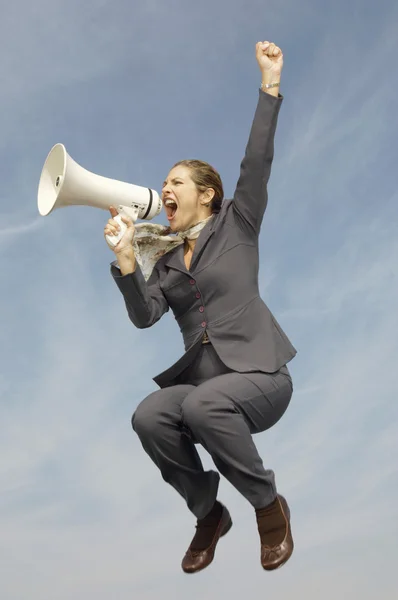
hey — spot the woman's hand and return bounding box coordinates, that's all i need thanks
[104,206,136,254]
[256,41,284,78]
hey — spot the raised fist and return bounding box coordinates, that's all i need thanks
[256,41,283,77]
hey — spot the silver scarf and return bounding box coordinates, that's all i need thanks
[132,216,213,280]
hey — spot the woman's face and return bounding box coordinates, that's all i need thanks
[162,165,212,232]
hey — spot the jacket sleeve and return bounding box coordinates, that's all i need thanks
[232,89,283,235]
[110,261,169,328]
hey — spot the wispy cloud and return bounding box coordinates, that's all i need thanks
[0,217,44,239]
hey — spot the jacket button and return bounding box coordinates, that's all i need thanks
[201,321,206,327]
[199,306,204,313]
[196,292,201,298]
[189,279,195,285]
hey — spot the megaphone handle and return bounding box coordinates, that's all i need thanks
[105,213,128,248]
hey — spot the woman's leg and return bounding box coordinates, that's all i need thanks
[180,367,293,509]
[181,366,295,570]
[132,384,220,520]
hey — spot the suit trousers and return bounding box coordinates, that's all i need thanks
[132,343,293,519]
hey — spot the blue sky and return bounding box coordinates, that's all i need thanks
[1,0,398,598]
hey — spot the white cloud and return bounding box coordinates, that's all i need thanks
[0,217,44,239]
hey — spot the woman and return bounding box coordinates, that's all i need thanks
[105,41,296,574]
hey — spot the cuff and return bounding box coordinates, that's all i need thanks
[110,260,147,300]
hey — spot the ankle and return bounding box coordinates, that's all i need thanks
[202,500,223,522]
[255,496,286,547]
[255,496,278,517]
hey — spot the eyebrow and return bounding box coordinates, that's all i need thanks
[162,177,183,187]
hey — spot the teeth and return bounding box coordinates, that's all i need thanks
[165,199,177,207]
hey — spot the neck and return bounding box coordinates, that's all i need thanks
[185,239,197,252]
[187,209,212,229]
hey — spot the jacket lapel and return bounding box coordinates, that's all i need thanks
[189,222,215,272]
[164,244,187,274]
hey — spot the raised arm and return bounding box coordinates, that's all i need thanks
[233,41,284,235]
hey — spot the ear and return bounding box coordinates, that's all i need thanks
[200,188,215,206]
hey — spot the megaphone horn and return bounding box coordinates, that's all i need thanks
[37,143,162,246]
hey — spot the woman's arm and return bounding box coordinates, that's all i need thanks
[105,207,168,328]
[111,261,169,329]
[232,41,284,235]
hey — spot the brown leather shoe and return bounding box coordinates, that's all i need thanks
[181,502,232,574]
[260,495,294,571]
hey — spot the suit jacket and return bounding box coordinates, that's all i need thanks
[111,89,297,388]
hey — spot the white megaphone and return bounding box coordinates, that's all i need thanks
[37,143,162,247]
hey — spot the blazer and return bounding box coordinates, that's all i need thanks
[111,89,297,388]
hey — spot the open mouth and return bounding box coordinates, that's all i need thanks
[164,199,178,221]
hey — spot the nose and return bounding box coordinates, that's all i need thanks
[162,183,171,199]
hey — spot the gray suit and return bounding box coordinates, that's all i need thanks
[111,89,297,518]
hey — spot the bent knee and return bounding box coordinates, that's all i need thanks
[131,393,161,437]
[131,407,148,436]
[132,387,187,439]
